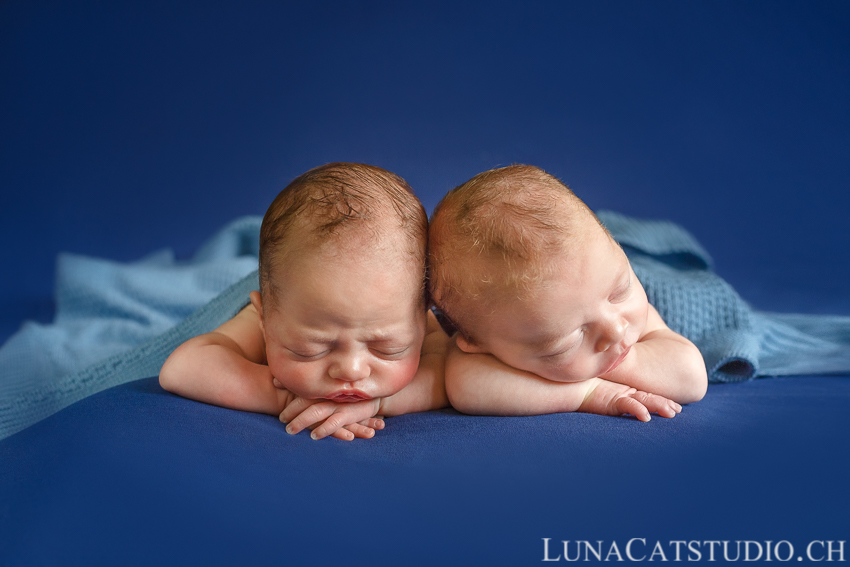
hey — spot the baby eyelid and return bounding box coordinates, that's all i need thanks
[373,346,410,357]
[544,331,583,358]
[288,349,328,359]
[612,277,632,301]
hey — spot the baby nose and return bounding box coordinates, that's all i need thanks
[596,316,628,353]
[328,353,370,382]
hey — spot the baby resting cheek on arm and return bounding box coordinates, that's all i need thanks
[428,165,707,421]
[159,163,450,441]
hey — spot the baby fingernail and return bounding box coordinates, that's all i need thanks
[310,431,319,440]
[285,425,294,435]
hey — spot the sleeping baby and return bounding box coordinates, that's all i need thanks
[160,163,451,440]
[162,162,700,439]
[428,165,707,421]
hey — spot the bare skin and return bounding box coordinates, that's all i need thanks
[160,244,450,440]
[279,309,451,439]
[440,217,707,421]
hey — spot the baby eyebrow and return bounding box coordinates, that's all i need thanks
[291,333,335,345]
[613,263,629,284]
[371,332,422,347]
[299,335,411,346]
[292,337,336,346]
[368,337,407,346]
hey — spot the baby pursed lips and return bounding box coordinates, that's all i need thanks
[325,390,372,402]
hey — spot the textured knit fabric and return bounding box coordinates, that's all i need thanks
[599,210,850,382]
[0,217,263,440]
[2,212,849,440]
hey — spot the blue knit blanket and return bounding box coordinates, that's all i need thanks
[1,212,849,440]
[599,211,850,382]
[0,217,263,440]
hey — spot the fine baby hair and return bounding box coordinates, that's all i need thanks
[428,164,601,340]
[259,162,428,305]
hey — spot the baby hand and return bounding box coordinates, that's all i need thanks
[279,396,384,441]
[580,379,682,422]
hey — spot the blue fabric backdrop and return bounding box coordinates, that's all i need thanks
[1,1,848,565]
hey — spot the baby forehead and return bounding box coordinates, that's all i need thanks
[461,247,631,319]
[464,228,624,286]
[281,323,419,344]
[269,241,424,306]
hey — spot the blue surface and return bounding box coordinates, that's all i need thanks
[1,1,849,565]
[2,376,849,566]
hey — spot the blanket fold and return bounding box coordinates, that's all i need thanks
[0,217,263,439]
[598,210,850,382]
[1,212,848,440]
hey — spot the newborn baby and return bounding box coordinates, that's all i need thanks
[428,165,707,421]
[161,163,450,440]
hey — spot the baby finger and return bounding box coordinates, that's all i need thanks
[285,403,335,435]
[647,394,678,418]
[280,397,316,424]
[344,423,377,439]
[615,396,651,422]
[329,429,355,441]
[358,418,385,430]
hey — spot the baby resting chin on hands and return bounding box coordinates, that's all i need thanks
[160,161,705,440]
[427,165,707,421]
[277,308,452,439]
[160,163,450,441]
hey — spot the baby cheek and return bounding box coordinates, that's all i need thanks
[637,299,650,334]
[554,360,595,383]
[268,359,315,396]
[382,355,420,395]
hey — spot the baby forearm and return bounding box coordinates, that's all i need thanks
[445,345,594,416]
[604,335,707,404]
[160,335,293,416]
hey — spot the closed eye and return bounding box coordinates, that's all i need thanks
[287,349,329,360]
[371,346,410,359]
[541,332,583,360]
[610,276,632,303]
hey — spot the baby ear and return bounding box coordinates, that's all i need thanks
[249,291,265,331]
[455,334,485,354]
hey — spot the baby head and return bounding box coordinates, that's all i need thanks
[251,162,428,402]
[429,165,650,383]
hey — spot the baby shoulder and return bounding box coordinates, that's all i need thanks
[209,302,267,363]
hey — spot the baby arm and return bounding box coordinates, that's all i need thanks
[602,305,707,404]
[161,305,375,441]
[279,310,451,439]
[159,304,295,415]
[445,342,680,421]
